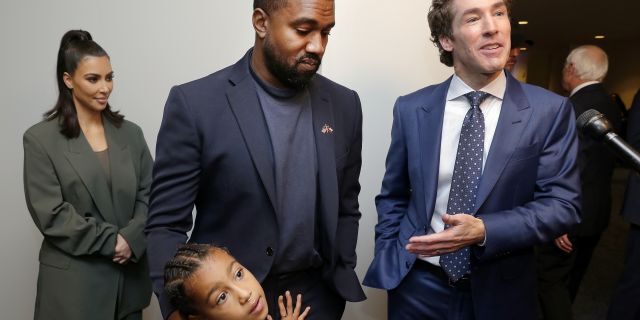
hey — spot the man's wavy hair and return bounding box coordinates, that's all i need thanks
[427,0,513,67]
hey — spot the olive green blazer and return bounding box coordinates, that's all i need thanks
[23,116,153,320]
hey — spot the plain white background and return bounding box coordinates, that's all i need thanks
[0,1,452,319]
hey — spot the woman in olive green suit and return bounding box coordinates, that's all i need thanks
[23,30,152,320]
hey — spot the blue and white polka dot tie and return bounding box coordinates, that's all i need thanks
[440,91,489,282]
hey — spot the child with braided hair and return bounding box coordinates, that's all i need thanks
[164,243,311,320]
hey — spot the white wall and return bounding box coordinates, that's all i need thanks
[0,1,451,319]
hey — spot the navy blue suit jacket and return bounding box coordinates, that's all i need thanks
[145,50,365,317]
[363,73,581,320]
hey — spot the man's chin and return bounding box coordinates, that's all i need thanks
[283,71,317,90]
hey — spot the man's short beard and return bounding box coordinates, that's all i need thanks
[263,38,321,90]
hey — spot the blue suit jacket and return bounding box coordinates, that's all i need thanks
[145,50,365,317]
[363,73,581,320]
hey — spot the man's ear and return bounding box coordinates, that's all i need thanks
[439,36,454,52]
[62,72,73,90]
[566,63,576,76]
[252,8,269,39]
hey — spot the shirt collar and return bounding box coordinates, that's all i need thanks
[570,81,600,97]
[447,71,507,101]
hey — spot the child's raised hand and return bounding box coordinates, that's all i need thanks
[269,291,310,320]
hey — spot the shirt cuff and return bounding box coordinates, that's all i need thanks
[477,217,487,246]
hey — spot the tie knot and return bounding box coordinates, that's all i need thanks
[464,91,490,109]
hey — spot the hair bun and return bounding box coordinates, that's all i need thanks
[60,29,93,49]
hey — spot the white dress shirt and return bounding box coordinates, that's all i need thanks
[421,71,507,266]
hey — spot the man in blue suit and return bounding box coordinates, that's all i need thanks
[145,1,365,319]
[363,0,581,319]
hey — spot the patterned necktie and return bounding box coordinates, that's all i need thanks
[440,91,489,282]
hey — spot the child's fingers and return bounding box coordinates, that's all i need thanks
[299,306,311,319]
[293,294,302,315]
[278,295,287,318]
[286,291,293,316]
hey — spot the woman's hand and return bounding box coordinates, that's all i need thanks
[266,291,310,320]
[113,234,132,264]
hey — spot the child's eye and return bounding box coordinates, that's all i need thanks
[216,292,228,305]
[235,268,244,280]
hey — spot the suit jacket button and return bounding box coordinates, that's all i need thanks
[266,247,274,256]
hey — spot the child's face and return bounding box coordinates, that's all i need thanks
[185,249,269,320]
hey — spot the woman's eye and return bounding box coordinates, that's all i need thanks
[87,78,98,83]
[216,292,228,305]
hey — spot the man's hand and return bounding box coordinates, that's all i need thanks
[554,234,573,253]
[113,234,132,264]
[406,213,485,256]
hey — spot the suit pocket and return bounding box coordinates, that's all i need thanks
[510,143,539,161]
[39,244,70,270]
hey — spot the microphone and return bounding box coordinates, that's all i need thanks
[576,109,640,173]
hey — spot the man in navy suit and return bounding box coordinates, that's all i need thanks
[363,0,581,319]
[145,1,365,319]
[608,88,640,320]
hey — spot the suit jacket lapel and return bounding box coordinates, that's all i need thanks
[474,74,532,212]
[309,80,338,260]
[104,119,135,227]
[226,53,277,212]
[418,78,450,226]
[64,128,118,224]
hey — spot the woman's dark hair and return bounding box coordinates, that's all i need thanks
[164,243,228,317]
[44,29,123,138]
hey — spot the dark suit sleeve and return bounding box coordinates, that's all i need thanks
[145,86,202,318]
[23,131,118,257]
[118,126,153,263]
[477,98,581,259]
[332,91,366,301]
[337,91,363,267]
[627,91,640,149]
[621,90,640,224]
